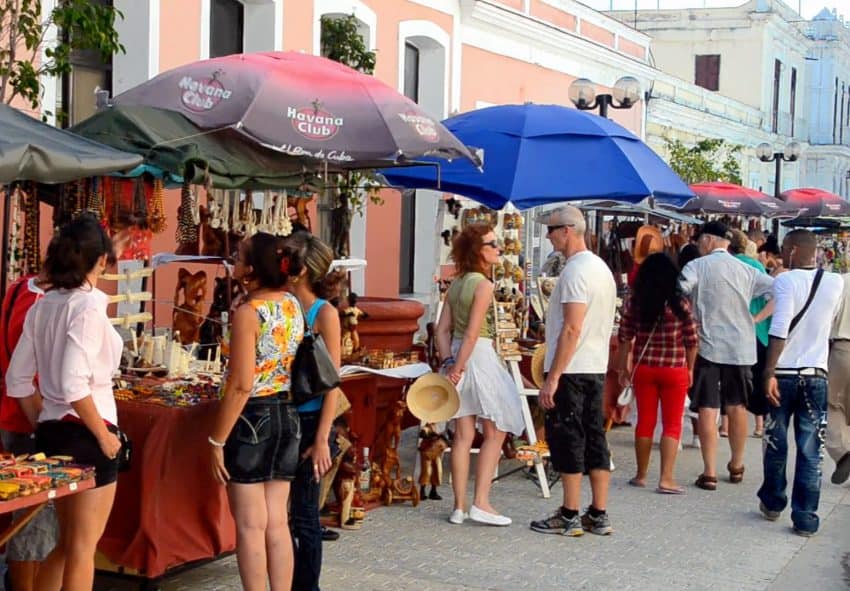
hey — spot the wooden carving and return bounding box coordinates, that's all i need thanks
[418,424,449,501]
[375,400,419,507]
[173,268,207,345]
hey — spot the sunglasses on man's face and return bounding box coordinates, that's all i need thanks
[547,224,574,235]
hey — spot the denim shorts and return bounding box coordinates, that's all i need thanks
[224,395,301,483]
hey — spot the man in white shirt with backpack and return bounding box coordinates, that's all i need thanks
[758,229,843,537]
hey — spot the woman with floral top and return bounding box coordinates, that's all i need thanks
[615,253,699,494]
[208,232,304,591]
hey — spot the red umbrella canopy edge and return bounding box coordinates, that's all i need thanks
[780,188,850,217]
[112,51,478,167]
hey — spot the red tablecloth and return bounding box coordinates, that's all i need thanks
[98,400,235,577]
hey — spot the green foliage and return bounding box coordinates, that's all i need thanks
[320,14,380,257]
[0,0,124,110]
[664,137,743,186]
[320,14,375,75]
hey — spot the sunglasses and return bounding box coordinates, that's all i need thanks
[482,240,502,250]
[547,224,574,235]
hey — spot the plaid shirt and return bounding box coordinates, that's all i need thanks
[618,297,698,368]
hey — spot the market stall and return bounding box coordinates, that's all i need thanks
[49,49,484,585]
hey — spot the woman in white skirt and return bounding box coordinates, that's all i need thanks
[436,225,525,527]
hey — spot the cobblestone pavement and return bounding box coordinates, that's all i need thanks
[96,422,850,591]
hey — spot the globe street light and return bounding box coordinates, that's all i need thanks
[757,141,802,200]
[758,141,802,235]
[568,76,642,254]
[568,76,642,118]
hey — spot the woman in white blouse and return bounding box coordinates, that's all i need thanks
[6,215,123,591]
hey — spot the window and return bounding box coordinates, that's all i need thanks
[835,77,840,144]
[398,191,417,294]
[772,59,781,134]
[210,0,244,58]
[694,55,720,91]
[399,45,420,293]
[841,83,846,145]
[403,43,420,102]
[790,67,797,137]
[61,0,113,127]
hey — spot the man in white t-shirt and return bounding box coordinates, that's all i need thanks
[758,229,843,537]
[529,205,617,538]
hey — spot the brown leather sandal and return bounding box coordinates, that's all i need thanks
[695,474,718,491]
[727,462,745,484]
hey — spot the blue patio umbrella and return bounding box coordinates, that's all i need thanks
[379,104,694,210]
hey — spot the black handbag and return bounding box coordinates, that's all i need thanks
[108,425,132,472]
[291,329,340,406]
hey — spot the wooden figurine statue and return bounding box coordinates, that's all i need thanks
[199,277,242,356]
[173,268,207,345]
[341,292,368,355]
[418,424,450,501]
[375,400,420,507]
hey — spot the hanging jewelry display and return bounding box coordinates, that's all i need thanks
[277,192,293,236]
[6,186,23,283]
[149,179,167,234]
[175,179,200,255]
[22,183,40,275]
[132,177,149,229]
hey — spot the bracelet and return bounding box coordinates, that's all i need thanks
[208,436,226,448]
[440,356,455,368]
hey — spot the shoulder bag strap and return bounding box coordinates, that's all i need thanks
[304,299,327,334]
[628,318,659,384]
[788,269,824,335]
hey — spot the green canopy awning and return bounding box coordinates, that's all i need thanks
[71,105,318,190]
[0,104,143,184]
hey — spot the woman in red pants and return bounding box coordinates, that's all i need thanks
[615,253,698,494]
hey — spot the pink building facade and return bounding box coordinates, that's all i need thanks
[101,0,651,303]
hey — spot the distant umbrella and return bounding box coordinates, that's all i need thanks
[678,182,798,217]
[780,188,850,218]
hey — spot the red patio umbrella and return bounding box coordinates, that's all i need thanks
[779,187,850,217]
[679,182,798,217]
[112,51,478,169]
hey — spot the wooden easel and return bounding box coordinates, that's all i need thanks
[506,359,551,499]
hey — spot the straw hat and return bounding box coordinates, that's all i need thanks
[633,225,664,265]
[406,373,460,423]
[531,345,546,389]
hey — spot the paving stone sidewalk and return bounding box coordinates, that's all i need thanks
[97,422,850,591]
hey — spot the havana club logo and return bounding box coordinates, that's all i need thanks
[398,112,439,143]
[287,106,344,140]
[179,74,232,112]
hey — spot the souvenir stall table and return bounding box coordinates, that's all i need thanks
[96,389,235,580]
[0,453,96,561]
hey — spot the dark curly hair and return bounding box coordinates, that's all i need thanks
[632,252,689,328]
[242,232,293,289]
[451,224,491,275]
[283,231,346,299]
[44,213,113,290]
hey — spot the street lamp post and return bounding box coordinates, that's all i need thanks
[568,76,642,254]
[568,76,642,118]
[757,141,802,236]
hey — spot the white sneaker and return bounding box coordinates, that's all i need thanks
[689,435,701,449]
[469,505,512,526]
[448,509,468,525]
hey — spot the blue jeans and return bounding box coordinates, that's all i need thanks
[291,411,323,591]
[757,375,828,534]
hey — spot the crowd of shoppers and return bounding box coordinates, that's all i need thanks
[2,204,849,591]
